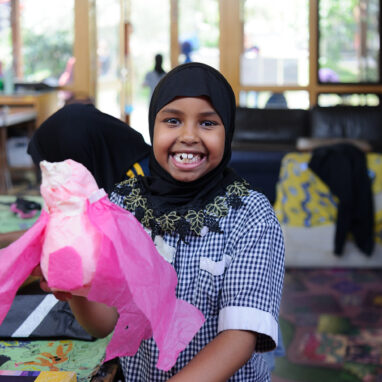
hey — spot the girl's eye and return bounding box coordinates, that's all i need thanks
[165,118,180,126]
[200,120,218,128]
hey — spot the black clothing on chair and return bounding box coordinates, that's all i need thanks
[309,143,374,256]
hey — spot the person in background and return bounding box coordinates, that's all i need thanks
[27,103,151,194]
[0,103,150,248]
[143,54,167,100]
[39,62,285,381]
[180,40,193,63]
[265,92,287,109]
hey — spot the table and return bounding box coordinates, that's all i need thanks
[0,90,60,129]
[0,106,37,193]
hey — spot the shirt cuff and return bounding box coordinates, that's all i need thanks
[218,306,279,346]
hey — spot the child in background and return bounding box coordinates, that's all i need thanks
[143,54,167,100]
[27,103,151,194]
[0,103,150,248]
[58,62,285,381]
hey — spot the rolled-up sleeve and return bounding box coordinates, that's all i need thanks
[218,197,285,352]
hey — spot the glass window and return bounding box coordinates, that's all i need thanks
[96,0,122,118]
[319,0,380,83]
[0,1,11,78]
[241,0,309,86]
[239,90,310,109]
[130,0,170,143]
[178,0,219,68]
[318,93,380,106]
[20,0,74,84]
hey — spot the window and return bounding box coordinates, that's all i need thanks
[20,0,74,84]
[3,0,381,111]
[129,0,170,142]
[0,1,11,77]
[319,0,380,84]
[178,0,220,68]
[318,93,380,106]
[230,0,382,108]
[96,0,122,117]
[239,90,310,109]
[241,0,309,86]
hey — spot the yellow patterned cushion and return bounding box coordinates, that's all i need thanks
[274,152,382,244]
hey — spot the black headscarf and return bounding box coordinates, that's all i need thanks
[27,103,150,194]
[154,54,165,75]
[139,62,241,213]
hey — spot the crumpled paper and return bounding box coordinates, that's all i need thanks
[0,159,205,370]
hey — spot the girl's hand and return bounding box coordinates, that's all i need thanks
[31,265,73,301]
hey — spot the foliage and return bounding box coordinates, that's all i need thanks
[0,30,12,69]
[319,0,379,82]
[22,29,72,81]
[179,0,219,49]
[319,0,358,62]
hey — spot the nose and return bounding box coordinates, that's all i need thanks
[178,122,199,145]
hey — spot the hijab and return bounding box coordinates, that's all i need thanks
[138,62,241,214]
[27,103,150,194]
[154,54,165,75]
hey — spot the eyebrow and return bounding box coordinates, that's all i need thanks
[160,108,219,118]
[160,108,183,115]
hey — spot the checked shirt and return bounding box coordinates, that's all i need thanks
[110,189,285,381]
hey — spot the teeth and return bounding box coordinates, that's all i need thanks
[174,153,201,163]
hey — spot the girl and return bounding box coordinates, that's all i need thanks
[65,62,285,381]
[27,103,151,194]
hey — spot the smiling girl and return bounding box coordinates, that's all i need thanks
[67,62,285,381]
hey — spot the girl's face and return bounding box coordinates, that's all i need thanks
[153,96,225,182]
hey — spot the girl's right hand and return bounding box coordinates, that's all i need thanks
[31,265,73,302]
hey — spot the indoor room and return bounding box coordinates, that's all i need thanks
[0,0,382,381]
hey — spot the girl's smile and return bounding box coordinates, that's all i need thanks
[153,96,225,182]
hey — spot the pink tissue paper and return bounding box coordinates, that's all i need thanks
[0,159,205,370]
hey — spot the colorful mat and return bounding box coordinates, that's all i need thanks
[273,269,382,382]
[0,336,111,381]
[0,195,42,233]
[0,196,110,381]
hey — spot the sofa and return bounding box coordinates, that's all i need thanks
[230,107,309,203]
[229,105,382,203]
[228,105,382,267]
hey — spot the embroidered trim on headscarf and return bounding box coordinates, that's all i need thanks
[114,176,250,243]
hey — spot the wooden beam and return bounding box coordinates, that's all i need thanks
[10,0,22,78]
[170,0,179,68]
[219,0,242,103]
[308,0,319,106]
[120,0,132,122]
[72,0,97,100]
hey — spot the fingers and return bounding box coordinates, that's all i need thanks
[31,265,73,301]
[31,265,43,277]
[39,278,72,301]
[53,291,73,302]
[39,277,51,293]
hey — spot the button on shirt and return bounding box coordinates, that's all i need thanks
[110,189,285,381]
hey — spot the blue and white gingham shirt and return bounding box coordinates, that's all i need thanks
[110,189,285,381]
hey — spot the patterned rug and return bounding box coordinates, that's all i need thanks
[273,268,382,382]
[0,337,110,381]
[0,195,42,233]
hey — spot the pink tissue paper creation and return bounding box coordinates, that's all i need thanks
[0,159,205,370]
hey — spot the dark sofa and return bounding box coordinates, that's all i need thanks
[229,105,382,204]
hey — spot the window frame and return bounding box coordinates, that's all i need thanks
[218,0,382,107]
[8,0,382,110]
